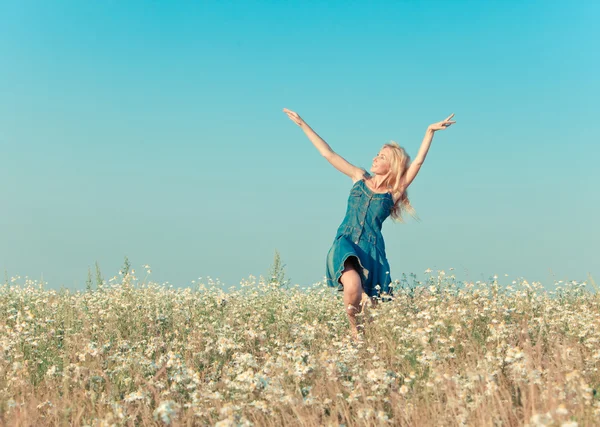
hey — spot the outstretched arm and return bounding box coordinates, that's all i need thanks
[283,108,364,181]
[400,113,456,190]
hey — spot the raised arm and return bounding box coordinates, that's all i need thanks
[283,108,364,181]
[400,113,456,190]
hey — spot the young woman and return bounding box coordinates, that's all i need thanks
[283,108,456,340]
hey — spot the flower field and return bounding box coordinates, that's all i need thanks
[1,270,598,426]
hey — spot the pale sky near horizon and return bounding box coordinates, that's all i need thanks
[1,1,598,292]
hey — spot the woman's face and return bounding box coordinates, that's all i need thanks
[370,147,392,175]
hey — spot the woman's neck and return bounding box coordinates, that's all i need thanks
[369,174,391,192]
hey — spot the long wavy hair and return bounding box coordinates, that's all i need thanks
[380,141,420,223]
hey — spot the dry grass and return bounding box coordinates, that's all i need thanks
[0,269,598,426]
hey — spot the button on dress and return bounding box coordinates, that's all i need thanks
[325,177,395,299]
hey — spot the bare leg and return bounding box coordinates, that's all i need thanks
[339,258,365,341]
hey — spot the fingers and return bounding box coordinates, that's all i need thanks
[442,114,456,128]
[286,114,300,123]
[284,112,302,126]
[283,108,303,126]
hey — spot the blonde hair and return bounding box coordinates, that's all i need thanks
[381,141,420,223]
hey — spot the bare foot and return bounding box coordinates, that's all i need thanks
[351,324,366,343]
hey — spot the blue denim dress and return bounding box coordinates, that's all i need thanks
[326,176,395,299]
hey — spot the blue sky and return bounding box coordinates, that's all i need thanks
[1,1,598,291]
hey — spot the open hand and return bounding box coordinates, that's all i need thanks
[283,108,306,127]
[428,113,456,132]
